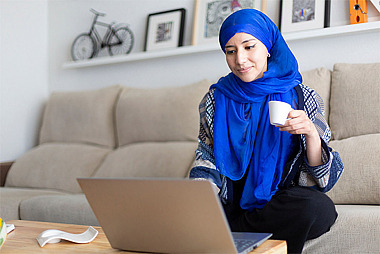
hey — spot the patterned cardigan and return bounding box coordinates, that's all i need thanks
[189,84,344,204]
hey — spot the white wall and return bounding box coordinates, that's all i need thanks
[0,0,49,161]
[48,0,229,92]
[288,31,380,72]
[1,0,379,162]
[48,0,380,91]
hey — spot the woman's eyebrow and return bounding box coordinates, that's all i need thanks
[225,38,257,48]
[242,38,257,44]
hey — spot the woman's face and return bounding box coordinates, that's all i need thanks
[225,32,269,82]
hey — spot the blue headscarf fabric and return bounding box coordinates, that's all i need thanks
[211,9,302,211]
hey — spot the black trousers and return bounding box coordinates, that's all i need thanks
[223,186,337,254]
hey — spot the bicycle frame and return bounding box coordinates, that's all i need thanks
[71,9,134,60]
[87,12,122,49]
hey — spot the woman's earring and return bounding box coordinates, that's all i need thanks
[267,53,271,58]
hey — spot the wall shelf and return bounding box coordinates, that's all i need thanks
[282,20,380,41]
[62,43,220,69]
[62,21,380,69]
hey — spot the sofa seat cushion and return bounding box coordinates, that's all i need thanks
[0,187,68,221]
[303,205,380,254]
[116,79,211,146]
[19,194,98,226]
[301,67,331,121]
[328,133,380,204]
[329,63,380,140]
[93,142,197,178]
[5,143,111,193]
[39,85,121,148]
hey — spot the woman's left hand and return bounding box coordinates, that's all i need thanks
[277,110,318,138]
[278,110,323,166]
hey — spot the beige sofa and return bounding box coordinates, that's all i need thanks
[1,63,379,253]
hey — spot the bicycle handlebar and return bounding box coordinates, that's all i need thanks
[90,8,106,17]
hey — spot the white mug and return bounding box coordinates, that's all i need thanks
[268,101,292,126]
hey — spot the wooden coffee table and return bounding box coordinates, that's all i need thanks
[2,220,286,253]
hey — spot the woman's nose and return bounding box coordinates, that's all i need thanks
[236,50,247,64]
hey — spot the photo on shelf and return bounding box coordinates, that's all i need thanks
[192,0,261,45]
[280,0,331,33]
[370,0,380,13]
[144,8,186,52]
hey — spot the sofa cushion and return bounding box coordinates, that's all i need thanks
[327,134,380,204]
[5,143,110,193]
[0,187,67,221]
[301,67,331,121]
[20,194,98,226]
[116,79,211,146]
[303,205,380,254]
[39,85,121,148]
[329,63,380,140]
[93,142,197,178]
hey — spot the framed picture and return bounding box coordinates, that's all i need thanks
[192,0,260,45]
[280,0,328,33]
[144,8,186,51]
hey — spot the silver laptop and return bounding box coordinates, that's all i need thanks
[78,178,272,253]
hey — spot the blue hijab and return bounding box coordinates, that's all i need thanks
[212,9,302,210]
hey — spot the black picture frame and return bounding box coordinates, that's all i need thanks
[144,8,186,51]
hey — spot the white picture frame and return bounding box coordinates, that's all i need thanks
[280,0,326,33]
[192,0,261,46]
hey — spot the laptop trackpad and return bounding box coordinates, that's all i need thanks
[232,232,272,254]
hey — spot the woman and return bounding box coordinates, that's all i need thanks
[189,9,344,253]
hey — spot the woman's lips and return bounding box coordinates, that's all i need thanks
[238,67,252,73]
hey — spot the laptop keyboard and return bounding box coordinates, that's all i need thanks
[234,239,257,253]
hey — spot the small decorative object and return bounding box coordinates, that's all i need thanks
[0,218,6,248]
[349,0,368,24]
[71,9,134,61]
[144,8,186,52]
[280,0,328,33]
[0,219,12,249]
[192,0,260,45]
[37,227,98,247]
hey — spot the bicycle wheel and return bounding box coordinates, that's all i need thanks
[71,33,97,60]
[108,27,134,56]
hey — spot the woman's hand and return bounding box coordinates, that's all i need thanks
[277,110,317,137]
[277,110,323,166]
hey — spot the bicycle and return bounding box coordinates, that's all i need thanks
[71,9,134,61]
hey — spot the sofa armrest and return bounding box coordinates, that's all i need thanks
[0,161,14,186]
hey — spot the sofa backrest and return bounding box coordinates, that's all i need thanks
[6,86,122,193]
[329,63,380,140]
[6,81,212,193]
[115,79,211,147]
[326,63,380,205]
[92,79,212,179]
[301,67,331,121]
[39,85,121,148]
[299,64,380,205]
